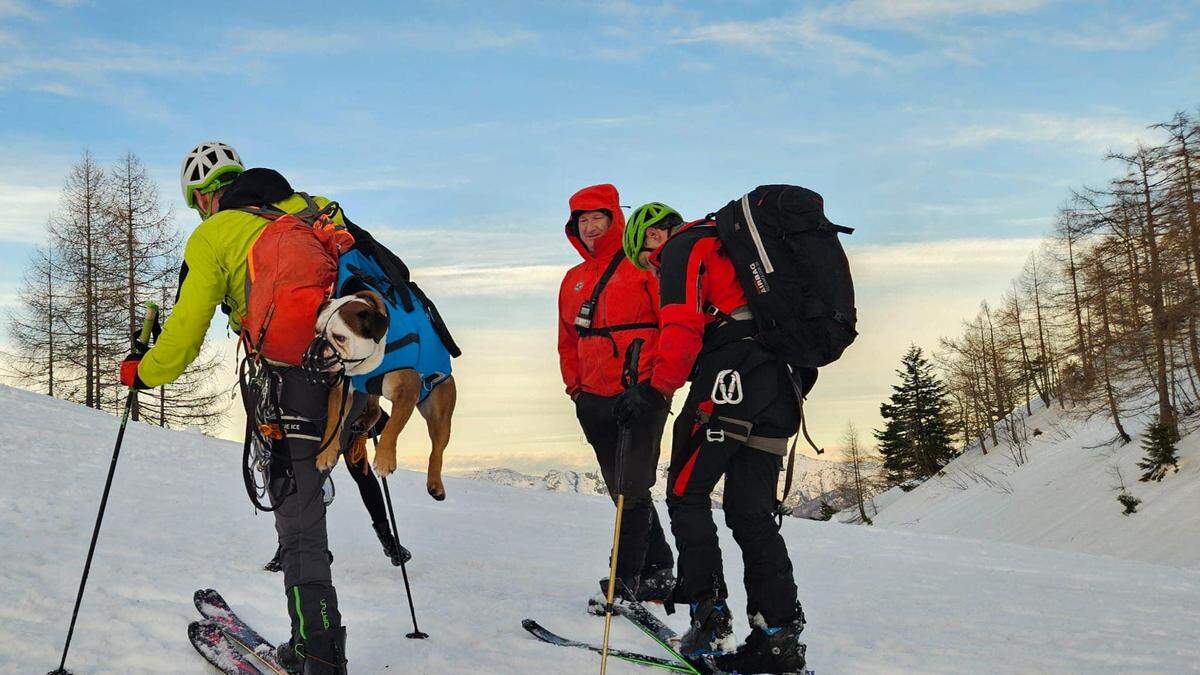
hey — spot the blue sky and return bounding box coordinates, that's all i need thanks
[1,0,1197,471]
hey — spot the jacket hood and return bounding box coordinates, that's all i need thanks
[218,168,295,211]
[565,183,625,261]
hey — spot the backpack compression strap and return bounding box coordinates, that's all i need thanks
[777,366,825,526]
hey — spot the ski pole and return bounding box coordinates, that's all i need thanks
[50,302,158,675]
[375,439,429,640]
[600,338,644,675]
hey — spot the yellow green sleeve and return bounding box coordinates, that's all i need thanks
[137,231,225,387]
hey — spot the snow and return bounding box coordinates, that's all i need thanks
[850,399,1200,570]
[2,384,1198,673]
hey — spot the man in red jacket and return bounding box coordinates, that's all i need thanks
[617,203,807,675]
[557,184,675,602]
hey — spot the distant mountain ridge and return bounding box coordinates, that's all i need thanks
[458,452,877,519]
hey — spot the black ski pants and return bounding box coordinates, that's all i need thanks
[259,367,365,645]
[575,392,674,585]
[344,450,387,530]
[665,339,801,626]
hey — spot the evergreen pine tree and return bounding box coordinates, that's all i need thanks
[875,345,958,486]
[1137,417,1180,482]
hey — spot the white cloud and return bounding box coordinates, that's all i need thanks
[0,182,59,244]
[673,13,892,67]
[29,82,76,97]
[824,0,1048,25]
[0,0,35,19]
[849,237,1039,283]
[670,0,1051,69]
[1048,20,1170,52]
[932,112,1149,151]
[225,27,360,55]
[414,264,568,297]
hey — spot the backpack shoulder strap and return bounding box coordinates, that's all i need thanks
[588,252,625,309]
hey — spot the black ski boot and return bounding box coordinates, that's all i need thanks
[679,598,735,659]
[714,615,807,674]
[300,626,348,675]
[636,567,676,603]
[373,521,412,566]
[596,567,675,603]
[264,545,283,573]
[275,639,303,674]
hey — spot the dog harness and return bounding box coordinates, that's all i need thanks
[335,249,452,403]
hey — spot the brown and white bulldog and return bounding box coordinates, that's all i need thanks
[312,290,456,501]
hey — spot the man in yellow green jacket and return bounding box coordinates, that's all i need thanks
[120,142,355,674]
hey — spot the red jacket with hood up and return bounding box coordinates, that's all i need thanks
[557,184,661,398]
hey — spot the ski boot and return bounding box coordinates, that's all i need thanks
[635,567,676,603]
[300,626,348,675]
[679,597,735,659]
[373,521,412,566]
[264,545,283,573]
[596,567,675,603]
[714,613,807,674]
[275,639,303,674]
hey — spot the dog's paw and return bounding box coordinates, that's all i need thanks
[427,479,446,501]
[315,447,339,472]
[374,451,398,477]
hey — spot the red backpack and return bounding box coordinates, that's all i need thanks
[240,194,355,365]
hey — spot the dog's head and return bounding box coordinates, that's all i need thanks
[315,290,388,375]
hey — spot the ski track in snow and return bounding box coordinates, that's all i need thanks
[1,385,1198,674]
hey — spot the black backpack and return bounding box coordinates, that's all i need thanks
[710,185,857,369]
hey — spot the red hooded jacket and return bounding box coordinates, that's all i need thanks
[558,184,661,397]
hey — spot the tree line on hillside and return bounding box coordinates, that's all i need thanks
[4,150,227,430]
[877,110,1200,488]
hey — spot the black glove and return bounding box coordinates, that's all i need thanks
[614,381,667,424]
[129,313,163,357]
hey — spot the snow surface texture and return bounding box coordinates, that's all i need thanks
[848,398,1200,570]
[2,384,1198,673]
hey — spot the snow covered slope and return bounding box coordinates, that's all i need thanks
[853,400,1200,569]
[2,384,1198,673]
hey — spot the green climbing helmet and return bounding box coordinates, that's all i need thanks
[623,202,682,269]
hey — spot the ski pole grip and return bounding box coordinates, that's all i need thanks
[621,338,644,390]
[138,302,159,345]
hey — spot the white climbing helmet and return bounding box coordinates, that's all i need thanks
[180,141,244,208]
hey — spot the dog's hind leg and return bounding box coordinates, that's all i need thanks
[417,376,457,501]
[375,369,422,477]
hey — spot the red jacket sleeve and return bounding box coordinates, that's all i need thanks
[558,274,582,396]
[650,236,707,396]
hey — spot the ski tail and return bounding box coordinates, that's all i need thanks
[189,620,266,675]
[194,589,286,674]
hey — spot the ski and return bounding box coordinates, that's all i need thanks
[587,598,814,675]
[522,618,697,673]
[194,588,287,675]
[588,597,703,672]
[189,620,267,675]
[589,597,682,650]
